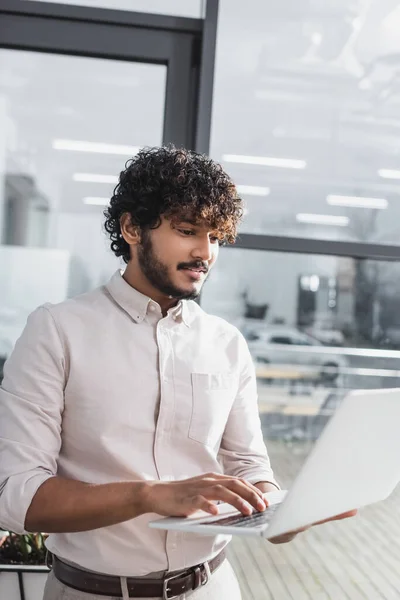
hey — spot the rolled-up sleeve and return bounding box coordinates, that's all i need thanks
[0,305,65,533]
[218,334,280,488]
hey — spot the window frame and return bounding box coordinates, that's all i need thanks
[0,0,220,151]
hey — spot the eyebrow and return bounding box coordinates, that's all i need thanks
[177,219,198,226]
[174,219,224,236]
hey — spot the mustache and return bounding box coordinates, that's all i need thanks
[178,261,209,272]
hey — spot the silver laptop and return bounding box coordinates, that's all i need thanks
[149,388,400,540]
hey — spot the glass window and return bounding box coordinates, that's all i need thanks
[211,0,400,244]
[0,49,166,367]
[201,247,400,411]
[24,0,205,18]
[202,245,400,595]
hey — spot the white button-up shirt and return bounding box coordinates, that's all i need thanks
[0,270,278,576]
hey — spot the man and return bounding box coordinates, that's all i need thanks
[0,146,353,600]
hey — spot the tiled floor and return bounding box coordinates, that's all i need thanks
[228,440,400,600]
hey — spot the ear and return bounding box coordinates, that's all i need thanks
[120,213,141,246]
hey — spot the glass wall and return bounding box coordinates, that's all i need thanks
[202,248,400,439]
[210,2,400,597]
[211,0,400,244]
[0,49,166,374]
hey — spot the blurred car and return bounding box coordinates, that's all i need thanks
[305,324,345,346]
[305,317,345,346]
[244,325,347,382]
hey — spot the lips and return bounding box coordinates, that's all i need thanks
[181,267,207,281]
[183,267,207,273]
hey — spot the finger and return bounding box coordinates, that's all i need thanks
[205,485,257,515]
[196,472,239,481]
[269,511,357,544]
[199,475,266,507]
[269,525,310,544]
[226,479,267,512]
[269,532,299,544]
[189,495,219,516]
[330,509,358,520]
[238,478,265,500]
[313,509,358,526]
[200,473,264,497]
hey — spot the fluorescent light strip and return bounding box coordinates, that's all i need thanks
[327,194,388,209]
[378,168,400,180]
[53,139,139,155]
[296,213,349,226]
[73,173,118,184]
[223,154,306,169]
[236,185,270,196]
[83,197,109,206]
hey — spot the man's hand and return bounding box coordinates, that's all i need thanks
[268,509,358,544]
[144,473,268,517]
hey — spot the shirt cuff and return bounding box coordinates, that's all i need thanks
[0,470,53,534]
[246,476,281,490]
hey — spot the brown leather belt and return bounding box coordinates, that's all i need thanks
[52,550,226,599]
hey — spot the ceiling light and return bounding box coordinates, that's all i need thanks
[327,194,388,209]
[53,139,139,155]
[236,185,270,196]
[73,173,118,184]
[222,154,306,169]
[296,213,349,226]
[311,32,322,46]
[378,169,400,180]
[83,197,109,206]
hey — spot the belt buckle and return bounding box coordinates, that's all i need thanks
[163,573,183,600]
[163,560,211,599]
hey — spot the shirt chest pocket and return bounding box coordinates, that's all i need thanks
[189,372,235,447]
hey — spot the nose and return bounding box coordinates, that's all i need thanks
[191,236,215,263]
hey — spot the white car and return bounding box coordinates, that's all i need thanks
[244,325,347,382]
[305,323,345,346]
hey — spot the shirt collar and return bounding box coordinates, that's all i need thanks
[169,300,191,328]
[105,270,192,327]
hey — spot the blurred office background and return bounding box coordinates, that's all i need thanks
[2,0,400,431]
[2,1,400,597]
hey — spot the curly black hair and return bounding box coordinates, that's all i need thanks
[103,145,243,263]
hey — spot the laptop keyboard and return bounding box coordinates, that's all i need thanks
[202,503,281,528]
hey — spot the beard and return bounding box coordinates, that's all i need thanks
[137,230,206,300]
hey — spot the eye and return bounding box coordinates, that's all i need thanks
[179,229,195,236]
[210,235,226,246]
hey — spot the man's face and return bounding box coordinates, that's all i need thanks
[136,216,222,300]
